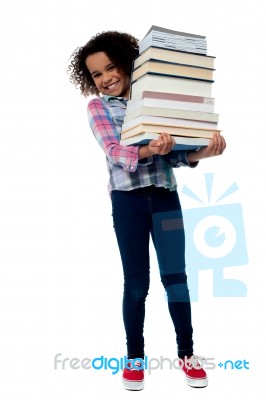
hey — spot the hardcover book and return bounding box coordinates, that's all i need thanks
[130,73,213,99]
[121,123,219,140]
[134,47,215,70]
[121,114,218,133]
[123,105,218,123]
[120,132,210,150]
[127,91,215,113]
[139,25,207,55]
[132,59,214,82]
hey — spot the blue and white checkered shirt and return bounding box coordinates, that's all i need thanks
[87,95,197,195]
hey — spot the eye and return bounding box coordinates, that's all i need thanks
[108,65,116,71]
[92,72,100,79]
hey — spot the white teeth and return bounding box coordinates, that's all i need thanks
[107,82,119,89]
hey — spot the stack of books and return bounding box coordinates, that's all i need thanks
[120,25,221,151]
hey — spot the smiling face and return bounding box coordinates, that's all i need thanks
[85,52,130,98]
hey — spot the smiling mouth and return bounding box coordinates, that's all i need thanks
[105,81,119,90]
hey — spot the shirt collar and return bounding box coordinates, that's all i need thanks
[102,95,128,106]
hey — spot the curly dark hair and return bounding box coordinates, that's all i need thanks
[68,31,139,97]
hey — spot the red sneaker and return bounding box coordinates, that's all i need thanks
[179,355,208,388]
[122,359,145,391]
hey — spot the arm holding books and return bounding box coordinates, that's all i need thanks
[139,131,226,166]
[87,98,153,172]
[139,132,198,167]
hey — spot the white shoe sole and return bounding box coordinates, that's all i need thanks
[122,378,144,391]
[185,376,208,388]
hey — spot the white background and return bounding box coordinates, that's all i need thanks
[0,0,265,398]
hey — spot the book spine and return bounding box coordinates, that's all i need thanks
[121,124,220,139]
[123,108,219,123]
[131,75,212,99]
[127,90,214,105]
[132,71,214,83]
[131,72,212,85]
[133,47,215,70]
[122,117,217,132]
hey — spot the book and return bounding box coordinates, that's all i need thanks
[130,73,212,99]
[123,105,219,123]
[139,26,207,55]
[132,60,214,82]
[127,91,215,113]
[121,114,218,133]
[143,25,206,39]
[134,47,215,70]
[121,123,220,140]
[120,132,210,150]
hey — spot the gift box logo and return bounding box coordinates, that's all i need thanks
[181,173,248,301]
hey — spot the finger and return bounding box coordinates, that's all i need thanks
[172,137,176,148]
[213,132,221,154]
[149,139,162,148]
[165,133,176,148]
[220,135,226,153]
[215,133,222,154]
[216,133,225,155]
[156,133,166,153]
[208,137,215,151]
[160,132,174,153]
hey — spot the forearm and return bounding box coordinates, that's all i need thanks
[138,145,154,160]
[187,149,203,163]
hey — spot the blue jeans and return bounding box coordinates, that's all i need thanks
[111,185,193,359]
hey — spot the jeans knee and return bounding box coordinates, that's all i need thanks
[166,283,190,302]
[124,283,149,302]
[161,272,190,302]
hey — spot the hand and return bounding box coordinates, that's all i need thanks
[187,132,226,163]
[148,132,175,155]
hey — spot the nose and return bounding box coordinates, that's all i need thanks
[102,71,112,84]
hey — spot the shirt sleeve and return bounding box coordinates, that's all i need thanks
[162,150,199,168]
[87,98,141,172]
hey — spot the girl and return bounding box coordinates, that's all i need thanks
[68,30,226,390]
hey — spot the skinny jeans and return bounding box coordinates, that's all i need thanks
[111,185,193,359]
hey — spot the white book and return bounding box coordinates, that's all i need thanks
[121,123,219,139]
[120,131,209,150]
[126,92,215,113]
[139,30,207,55]
[130,73,212,99]
[133,47,215,70]
[123,106,219,123]
[143,25,206,39]
[122,114,218,133]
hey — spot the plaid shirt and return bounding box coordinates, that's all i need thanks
[87,95,197,194]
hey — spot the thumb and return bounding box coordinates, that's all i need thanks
[149,139,161,147]
[208,138,215,151]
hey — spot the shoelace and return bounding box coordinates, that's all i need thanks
[185,355,205,367]
[126,360,144,371]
